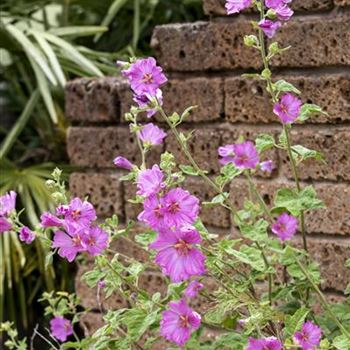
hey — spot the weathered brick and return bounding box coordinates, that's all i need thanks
[225,74,350,124]
[80,312,104,336]
[269,15,350,68]
[280,128,350,181]
[203,0,333,16]
[151,21,261,71]
[67,126,163,168]
[334,0,350,6]
[165,127,223,174]
[119,77,225,123]
[65,77,128,123]
[230,179,350,236]
[69,172,124,218]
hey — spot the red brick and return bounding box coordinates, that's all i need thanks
[230,179,350,236]
[69,172,124,218]
[269,15,350,68]
[225,74,350,124]
[151,21,261,71]
[203,0,333,16]
[67,126,163,168]
[280,127,350,181]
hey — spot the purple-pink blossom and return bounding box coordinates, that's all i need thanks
[0,191,16,217]
[260,160,275,173]
[160,299,201,346]
[275,4,294,21]
[137,123,167,146]
[184,280,204,299]
[149,226,206,282]
[0,217,12,234]
[273,93,302,124]
[294,321,322,350]
[50,316,73,342]
[225,0,252,14]
[19,226,35,244]
[218,144,236,165]
[221,141,259,169]
[81,226,109,256]
[40,212,62,228]
[137,165,165,197]
[265,0,291,10]
[138,188,199,229]
[258,19,281,38]
[133,89,163,118]
[63,198,96,226]
[245,337,282,350]
[271,212,298,241]
[121,57,167,95]
[113,156,134,171]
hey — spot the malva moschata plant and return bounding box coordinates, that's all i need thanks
[1,1,350,349]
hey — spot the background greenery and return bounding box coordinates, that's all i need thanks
[0,0,203,336]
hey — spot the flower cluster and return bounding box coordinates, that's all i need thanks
[50,316,73,342]
[41,197,109,262]
[0,191,16,234]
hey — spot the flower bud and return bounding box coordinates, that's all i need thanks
[244,35,258,47]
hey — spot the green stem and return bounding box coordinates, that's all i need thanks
[296,258,350,339]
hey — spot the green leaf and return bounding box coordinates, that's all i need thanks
[333,335,350,350]
[284,307,309,337]
[291,145,325,164]
[240,219,269,242]
[49,26,108,38]
[274,80,301,94]
[203,192,229,207]
[298,103,328,122]
[179,164,199,176]
[231,245,266,272]
[135,231,157,248]
[255,134,275,153]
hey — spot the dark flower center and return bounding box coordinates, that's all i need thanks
[280,103,288,113]
[174,239,192,255]
[153,205,163,218]
[179,315,189,328]
[167,201,180,214]
[72,235,82,246]
[88,236,96,246]
[71,209,81,219]
[142,73,154,84]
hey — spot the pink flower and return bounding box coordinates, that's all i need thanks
[225,0,252,14]
[294,321,322,350]
[245,337,282,350]
[133,89,163,118]
[137,123,167,146]
[0,191,16,216]
[50,316,73,342]
[0,217,12,234]
[218,144,236,165]
[265,0,291,10]
[184,280,204,298]
[233,141,260,169]
[40,212,62,228]
[138,188,199,229]
[81,226,109,256]
[260,160,275,173]
[122,57,167,95]
[113,156,134,170]
[64,198,96,226]
[52,227,85,262]
[275,4,294,21]
[160,299,201,346]
[19,226,35,244]
[137,165,165,197]
[273,93,302,124]
[98,280,106,289]
[271,213,298,241]
[149,226,206,282]
[258,19,282,38]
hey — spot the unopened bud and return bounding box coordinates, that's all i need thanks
[244,35,258,47]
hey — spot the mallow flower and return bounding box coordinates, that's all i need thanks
[258,19,282,38]
[225,0,252,14]
[40,212,63,228]
[275,4,294,21]
[245,337,282,350]
[271,212,298,241]
[137,123,167,146]
[265,0,291,10]
[19,226,35,244]
[260,160,275,173]
[137,165,165,197]
[133,89,163,118]
[160,299,201,346]
[50,316,73,342]
[0,191,17,216]
[273,93,302,124]
[218,144,236,165]
[113,156,134,171]
[0,217,12,234]
[294,321,322,350]
[62,198,97,226]
[81,226,109,256]
[184,280,204,299]
[149,226,206,282]
[121,57,167,95]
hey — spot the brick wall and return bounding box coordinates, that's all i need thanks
[65,0,350,337]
